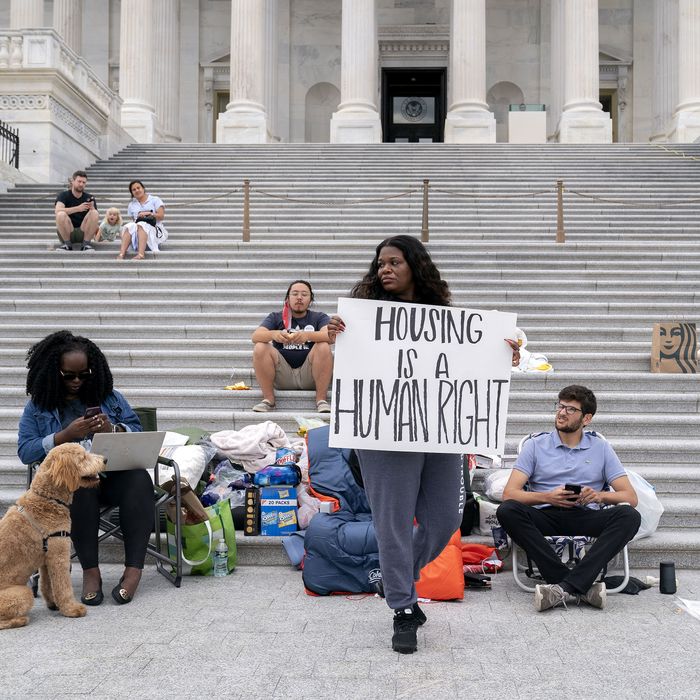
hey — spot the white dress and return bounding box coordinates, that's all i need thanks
[124,194,169,252]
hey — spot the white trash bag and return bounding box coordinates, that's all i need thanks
[625,469,664,540]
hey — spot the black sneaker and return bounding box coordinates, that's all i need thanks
[80,243,95,252]
[392,608,419,654]
[56,242,72,251]
[412,602,427,626]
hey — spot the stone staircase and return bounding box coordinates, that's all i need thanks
[1,142,699,567]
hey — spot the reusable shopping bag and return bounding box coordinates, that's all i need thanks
[166,497,237,575]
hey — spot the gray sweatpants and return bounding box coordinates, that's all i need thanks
[357,449,464,610]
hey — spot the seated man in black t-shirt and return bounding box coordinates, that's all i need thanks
[54,169,99,251]
[251,280,334,414]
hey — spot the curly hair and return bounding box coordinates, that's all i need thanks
[25,331,114,411]
[350,235,451,306]
[558,385,597,417]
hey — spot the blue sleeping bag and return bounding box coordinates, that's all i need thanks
[302,425,381,595]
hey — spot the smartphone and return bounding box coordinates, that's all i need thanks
[84,406,101,419]
[564,483,582,495]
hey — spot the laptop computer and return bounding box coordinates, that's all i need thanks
[91,431,166,471]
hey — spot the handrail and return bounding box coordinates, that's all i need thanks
[0,118,19,169]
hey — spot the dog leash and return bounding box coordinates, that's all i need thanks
[14,506,71,552]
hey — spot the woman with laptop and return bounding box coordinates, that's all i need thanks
[18,331,152,606]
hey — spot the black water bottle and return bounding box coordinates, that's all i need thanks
[659,561,676,594]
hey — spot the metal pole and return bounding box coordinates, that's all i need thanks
[421,178,430,242]
[556,180,565,243]
[242,179,250,242]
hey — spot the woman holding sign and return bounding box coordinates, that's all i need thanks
[327,235,519,654]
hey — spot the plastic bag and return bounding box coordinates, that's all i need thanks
[294,416,326,437]
[625,470,664,540]
[484,468,512,502]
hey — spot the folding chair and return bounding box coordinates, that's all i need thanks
[510,431,630,594]
[26,407,186,593]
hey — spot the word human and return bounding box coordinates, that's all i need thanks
[375,305,484,344]
[333,376,508,449]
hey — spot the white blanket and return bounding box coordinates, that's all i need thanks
[210,421,290,473]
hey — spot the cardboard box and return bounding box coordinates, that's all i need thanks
[243,486,260,536]
[260,486,298,536]
[651,322,697,373]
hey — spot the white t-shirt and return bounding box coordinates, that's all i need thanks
[128,194,164,222]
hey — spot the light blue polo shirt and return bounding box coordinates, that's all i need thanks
[514,431,626,503]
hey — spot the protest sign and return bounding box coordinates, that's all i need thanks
[330,298,517,455]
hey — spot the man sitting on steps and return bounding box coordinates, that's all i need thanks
[251,279,334,414]
[54,170,99,252]
[497,384,640,612]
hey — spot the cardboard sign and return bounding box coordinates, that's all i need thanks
[651,322,697,374]
[330,298,517,455]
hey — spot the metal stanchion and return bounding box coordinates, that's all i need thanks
[242,179,250,242]
[421,179,430,242]
[556,180,565,243]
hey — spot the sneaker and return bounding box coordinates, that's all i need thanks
[252,399,275,412]
[412,602,427,626]
[56,242,72,251]
[316,400,331,413]
[578,581,606,609]
[80,243,95,252]
[392,608,420,654]
[534,583,572,612]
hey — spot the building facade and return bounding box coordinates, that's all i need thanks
[1,0,698,181]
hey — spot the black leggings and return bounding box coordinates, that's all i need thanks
[70,469,154,570]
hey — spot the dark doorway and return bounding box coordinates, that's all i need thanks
[381,68,446,143]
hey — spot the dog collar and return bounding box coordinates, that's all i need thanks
[32,489,71,509]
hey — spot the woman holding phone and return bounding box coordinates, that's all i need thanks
[17,331,153,606]
[326,235,520,654]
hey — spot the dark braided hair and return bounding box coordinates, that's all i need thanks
[25,331,114,411]
[351,235,451,306]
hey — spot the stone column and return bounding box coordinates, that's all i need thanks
[53,0,82,55]
[10,0,44,28]
[216,0,269,144]
[153,0,180,142]
[330,0,382,143]
[669,0,700,142]
[444,0,495,143]
[265,0,280,141]
[651,0,678,142]
[119,0,158,143]
[548,0,565,141]
[557,0,612,143]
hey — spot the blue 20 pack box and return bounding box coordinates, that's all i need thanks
[259,486,298,536]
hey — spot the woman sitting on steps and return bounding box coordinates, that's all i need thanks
[118,179,168,260]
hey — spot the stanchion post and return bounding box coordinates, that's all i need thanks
[556,180,565,243]
[421,179,430,242]
[242,179,251,242]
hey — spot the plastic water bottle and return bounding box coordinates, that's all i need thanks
[213,538,228,577]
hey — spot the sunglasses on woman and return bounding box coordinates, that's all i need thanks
[59,369,93,381]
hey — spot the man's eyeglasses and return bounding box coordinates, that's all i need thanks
[555,402,582,415]
[60,369,92,381]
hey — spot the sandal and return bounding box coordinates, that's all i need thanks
[116,253,125,260]
[132,253,145,261]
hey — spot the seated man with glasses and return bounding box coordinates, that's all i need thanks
[251,279,334,413]
[497,384,640,612]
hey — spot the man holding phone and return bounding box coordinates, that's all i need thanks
[54,169,99,251]
[497,385,641,611]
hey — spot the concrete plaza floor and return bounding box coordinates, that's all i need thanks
[1,564,699,699]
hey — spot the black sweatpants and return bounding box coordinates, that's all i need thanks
[497,500,641,594]
[70,469,154,569]
[357,449,463,610]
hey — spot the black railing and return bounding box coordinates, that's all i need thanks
[0,119,19,169]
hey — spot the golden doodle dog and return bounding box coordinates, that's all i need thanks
[0,443,104,629]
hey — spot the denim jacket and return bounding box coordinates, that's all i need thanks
[17,390,142,465]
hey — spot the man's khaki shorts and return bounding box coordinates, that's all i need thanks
[273,352,314,390]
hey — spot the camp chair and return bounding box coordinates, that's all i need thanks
[27,407,185,593]
[510,431,630,594]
